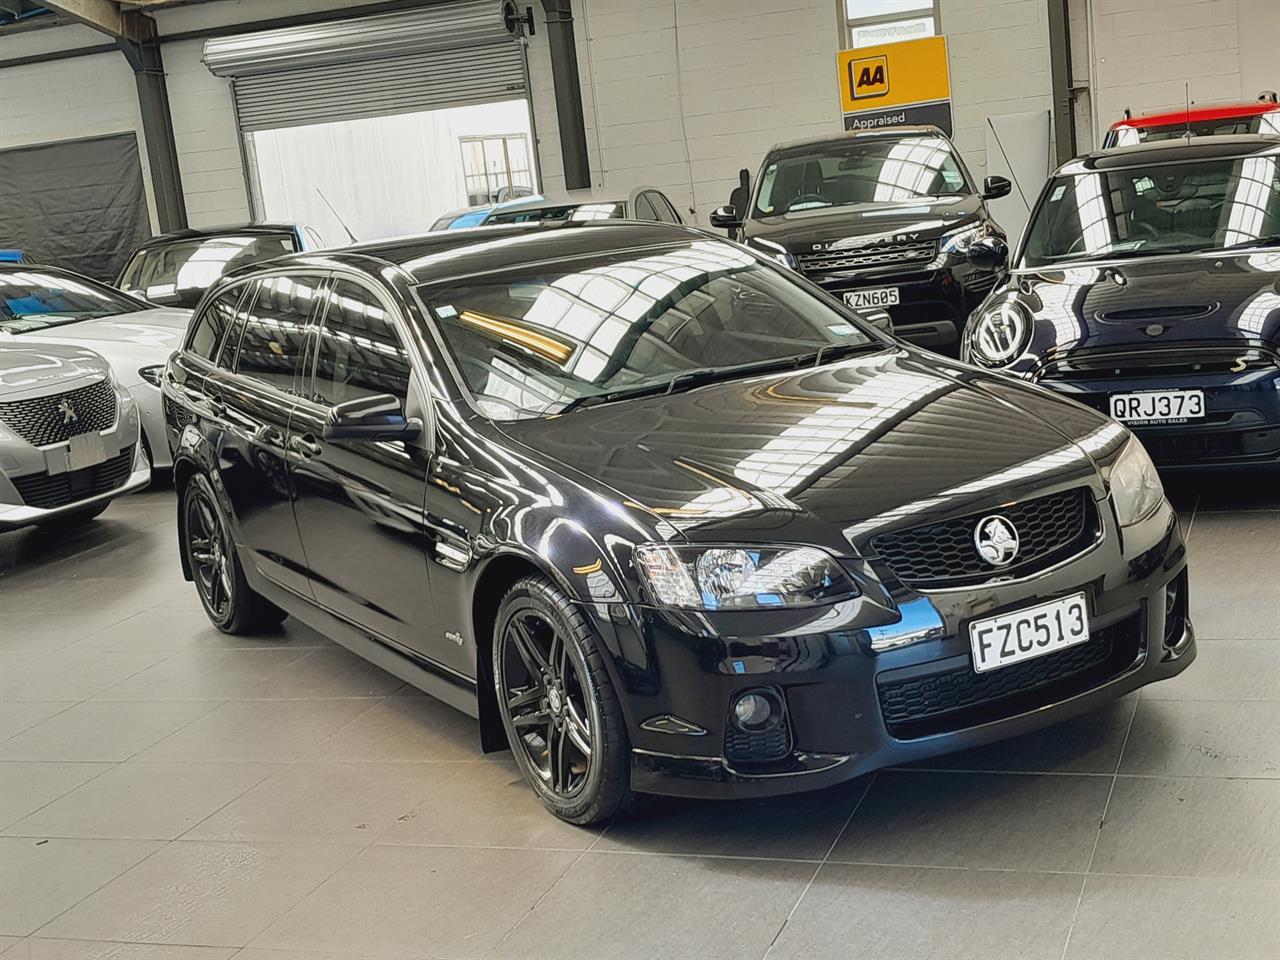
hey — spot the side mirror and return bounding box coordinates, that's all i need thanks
[861,308,894,335]
[967,236,1010,271]
[982,175,1013,200]
[323,393,422,442]
[709,204,744,229]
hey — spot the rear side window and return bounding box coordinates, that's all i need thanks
[231,274,324,393]
[653,193,682,224]
[120,234,298,307]
[633,194,658,220]
[186,284,245,362]
[312,279,412,406]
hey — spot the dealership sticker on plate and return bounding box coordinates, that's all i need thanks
[969,592,1090,674]
[1109,389,1205,425]
[844,287,900,309]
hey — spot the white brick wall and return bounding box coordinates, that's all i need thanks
[160,38,252,227]
[527,0,1054,225]
[1069,0,1280,148]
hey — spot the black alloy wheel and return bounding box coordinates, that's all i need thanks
[494,576,631,824]
[186,482,234,622]
[181,473,286,635]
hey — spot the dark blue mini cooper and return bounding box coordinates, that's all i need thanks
[961,136,1280,467]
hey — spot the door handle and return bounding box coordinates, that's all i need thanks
[290,433,323,458]
[206,393,226,418]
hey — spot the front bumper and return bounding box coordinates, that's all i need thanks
[0,442,150,531]
[130,381,173,469]
[592,500,1192,800]
[1035,369,1280,468]
[804,262,996,355]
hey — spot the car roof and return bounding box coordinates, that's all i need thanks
[238,221,710,285]
[766,124,950,155]
[1110,100,1280,130]
[132,222,302,250]
[487,197,627,216]
[1057,133,1280,173]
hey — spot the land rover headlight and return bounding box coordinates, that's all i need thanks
[968,300,1031,366]
[1110,437,1164,527]
[940,222,988,255]
[633,544,857,610]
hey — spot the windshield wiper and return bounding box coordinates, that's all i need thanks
[558,354,832,413]
[1218,234,1280,252]
[812,340,884,367]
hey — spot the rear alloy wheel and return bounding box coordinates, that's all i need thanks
[494,576,631,824]
[182,473,286,634]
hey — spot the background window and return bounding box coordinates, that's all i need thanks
[231,274,322,392]
[844,0,938,48]
[187,284,245,362]
[460,134,535,206]
[313,279,412,406]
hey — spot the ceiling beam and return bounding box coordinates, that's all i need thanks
[43,0,154,44]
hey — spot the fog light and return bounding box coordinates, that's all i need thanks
[730,688,782,732]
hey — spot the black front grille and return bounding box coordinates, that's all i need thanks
[0,379,117,446]
[796,240,936,275]
[11,449,134,509]
[1039,344,1278,382]
[877,612,1144,739]
[1141,426,1280,464]
[870,488,1095,590]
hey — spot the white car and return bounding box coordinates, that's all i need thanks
[0,264,192,472]
[0,341,149,531]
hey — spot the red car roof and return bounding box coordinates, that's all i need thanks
[1110,101,1280,130]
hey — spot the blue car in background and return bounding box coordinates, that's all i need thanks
[962,135,1280,468]
[0,250,33,264]
[431,191,541,231]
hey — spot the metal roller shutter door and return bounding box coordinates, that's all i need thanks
[204,1,526,132]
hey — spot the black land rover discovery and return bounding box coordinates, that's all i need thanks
[712,125,1012,355]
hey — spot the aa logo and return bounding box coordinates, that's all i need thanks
[850,55,889,99]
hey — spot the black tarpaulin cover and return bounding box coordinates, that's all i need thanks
[0,131,152,282]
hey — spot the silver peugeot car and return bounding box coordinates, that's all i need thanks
[0,263,192,475]
[0,342,149,531]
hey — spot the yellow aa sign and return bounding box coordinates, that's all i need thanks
[837,35,950,115]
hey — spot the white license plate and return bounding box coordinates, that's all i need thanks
[844,287,900,309]
[67,431,107,471]
[969,593,1090,674]
[1109,389,1204,424]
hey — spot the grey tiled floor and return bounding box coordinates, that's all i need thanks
[1,481,1278,960]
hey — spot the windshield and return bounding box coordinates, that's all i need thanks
[485,202,624,225]
[0,269,144,333]
[752,135,969,217]
[118,233,297,307]
[1022,155,1280,267]
[1109,113,1280,147]
[417,240,879,421]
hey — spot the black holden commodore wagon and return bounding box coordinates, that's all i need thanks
[162,220,1194,824]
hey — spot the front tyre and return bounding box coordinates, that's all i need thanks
[181,472,286,635]
[494,575,632,825]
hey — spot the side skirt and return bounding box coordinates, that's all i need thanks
[253,577,481,720]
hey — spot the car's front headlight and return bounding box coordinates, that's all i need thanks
[748,239,797,270]
[940,222,988,255]
[968,300,1031,367]
[633,543,858,610]
[138,365,164,388]
[1110,437,1164,526]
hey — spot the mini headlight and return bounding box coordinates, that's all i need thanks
[968,300,1031,366]
[940,222,987,255]
[1110,437,1164,527]
[633,543,858,610]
